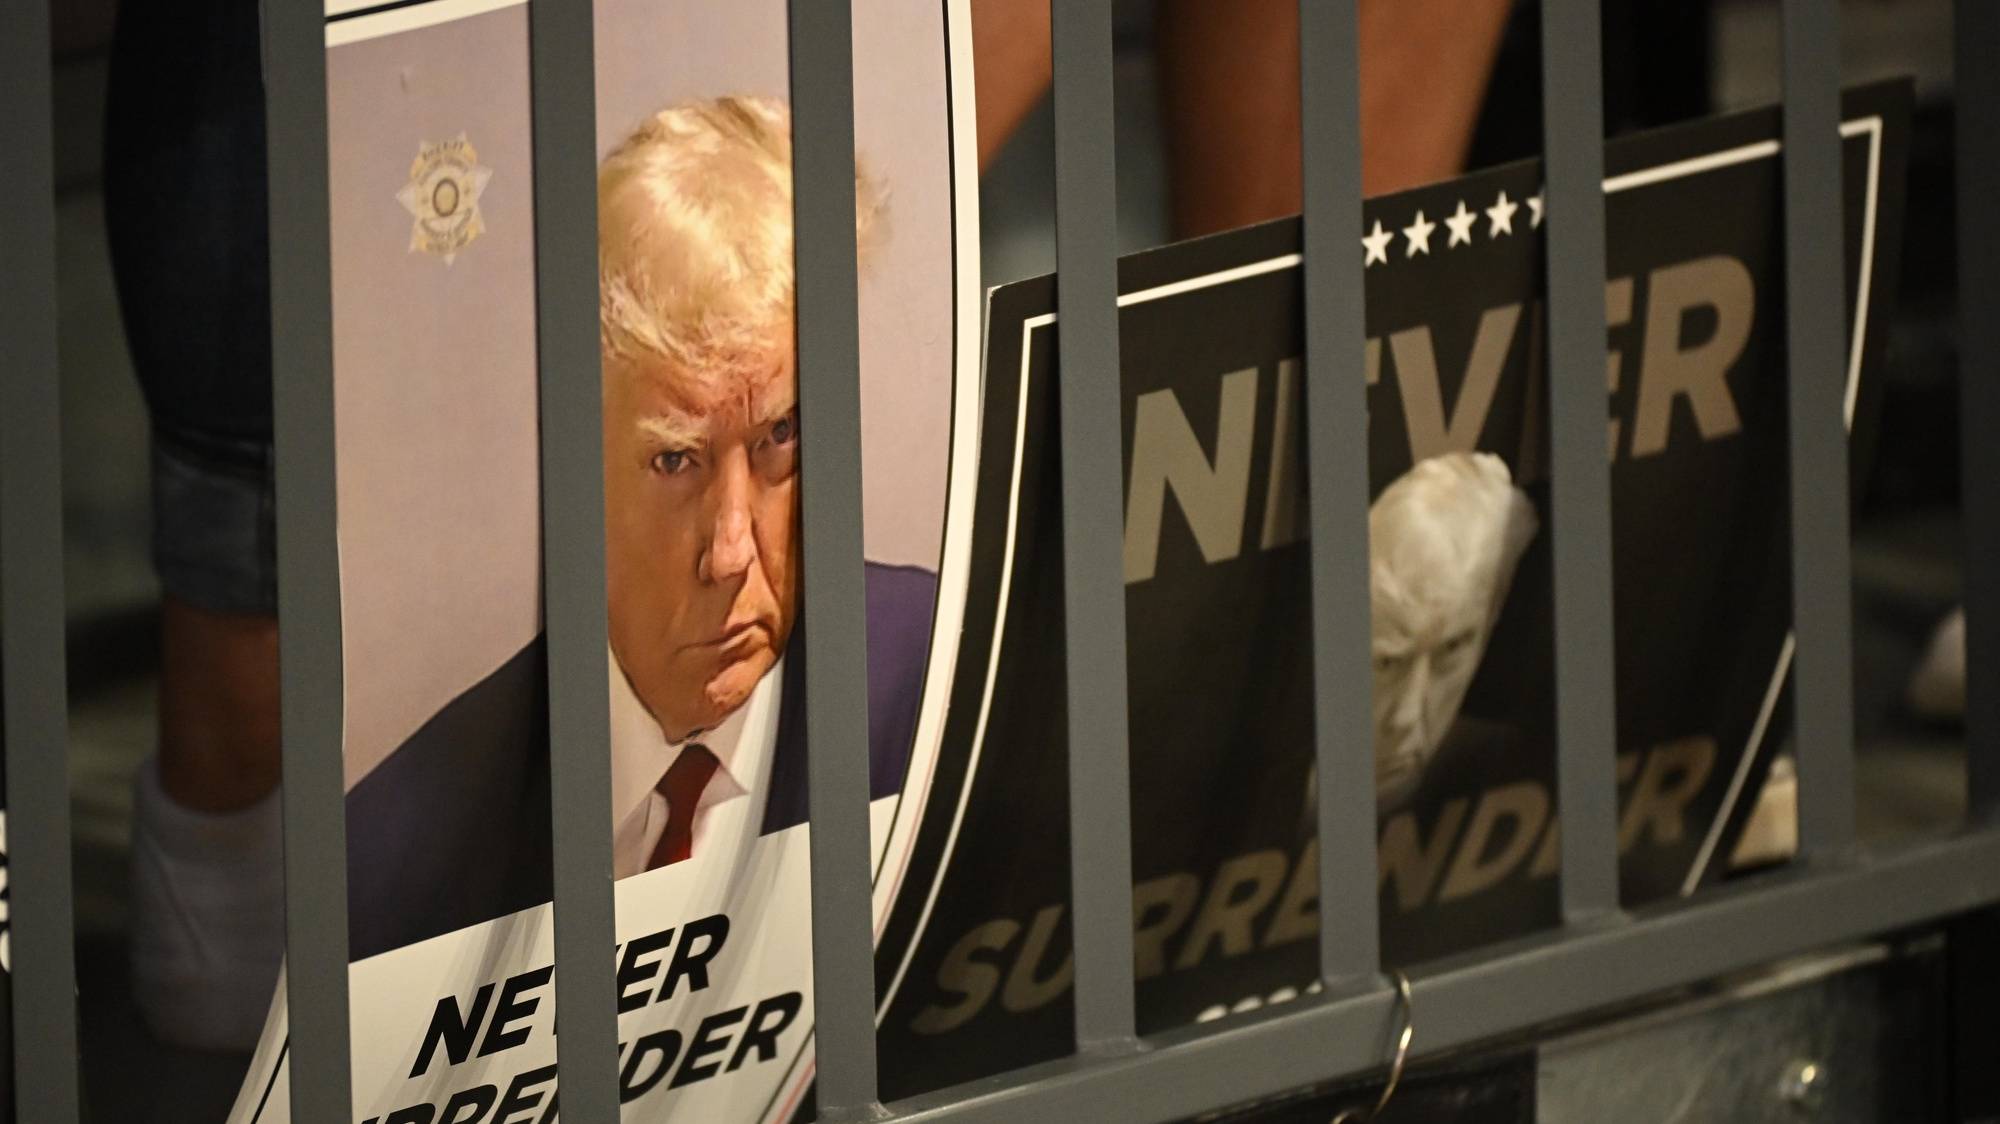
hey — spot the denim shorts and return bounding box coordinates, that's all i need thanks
[148,439,277,617]
[104,0,275,616]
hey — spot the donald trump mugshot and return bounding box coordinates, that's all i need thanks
[343,96,935,959]
[1368,452,1537,806]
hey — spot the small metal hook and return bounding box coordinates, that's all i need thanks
[1330,971,1414,1124]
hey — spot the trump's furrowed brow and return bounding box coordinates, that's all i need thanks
[747,377,796,428]
[636,412,704,450]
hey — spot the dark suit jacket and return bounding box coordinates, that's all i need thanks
[345,563,936,961]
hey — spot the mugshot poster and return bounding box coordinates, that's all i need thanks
[229,0,982,1120]
[227,2,548,1120]
[583,0,979,1122]
[869,84,1910,1099]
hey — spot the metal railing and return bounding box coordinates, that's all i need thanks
[0,0,82,1114]
[2,1,1997,1122]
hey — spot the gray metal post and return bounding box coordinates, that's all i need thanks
[1780,0,1857,857]
[787,0,884,1114]
[1297,0,1381,987]
[260,0,354,1117]
[1050,0,1139,1055]
[884,829,2000,1124]
[1958,0,2000,822]
[1539,0,1623,920]
[527,0,620,1116]
[0,0,83,1117]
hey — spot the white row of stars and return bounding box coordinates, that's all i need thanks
[1363,189,1545,266]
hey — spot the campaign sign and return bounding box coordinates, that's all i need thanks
[871,84,1909,1100]
[229,0,984,1119]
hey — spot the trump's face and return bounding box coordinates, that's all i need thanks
[604,350,800,742]
[1367,452,1537,806]
[1369,551,1489,805]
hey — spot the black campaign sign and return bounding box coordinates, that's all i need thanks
[870,85,1909,1103]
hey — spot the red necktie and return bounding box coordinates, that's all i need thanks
[648,744,718,870]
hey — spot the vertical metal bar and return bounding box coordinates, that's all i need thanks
[1050,0,1138,1053]
[1781,0,1856,857]
[0,0,83,1117]
[1539,0,1622,919]
[786,1,881,1113]
[528,0,619,1117]
[1959,0,2000,823]
[261,2,353,1118]
[1297,0,1380,987]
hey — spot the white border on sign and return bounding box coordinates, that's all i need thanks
[1685,115,1880,891]
[774,0,988,1114]
[324,0,528,48]
[877,114,1888,1020]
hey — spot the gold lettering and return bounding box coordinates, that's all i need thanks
[1000,905,1071,1013]
[1263,839,1320,948]
[1378,799,1469,912]
[1619,736,1718,850]
[911,920,1018,1035]
[1132,873,1200,981]
[1174,850,1288,971]
[1438,781,1551,902]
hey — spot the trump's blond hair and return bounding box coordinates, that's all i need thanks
[597,95,880,385]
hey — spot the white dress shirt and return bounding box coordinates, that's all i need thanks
[607,647,784,880]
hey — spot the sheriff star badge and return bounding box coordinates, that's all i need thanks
[397,134,492,265]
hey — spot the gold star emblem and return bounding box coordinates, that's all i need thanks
[396,134,492,265]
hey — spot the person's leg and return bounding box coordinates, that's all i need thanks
[970,0,1516,238]
[124,448,285,1050]
[157,600,280,813]
[1909,606,1967,723]
[1156,0,1516,238]
[146,439,281,818]
[1153,0,1303,238]
[972,0,1053,172]
[104,0,284,1052]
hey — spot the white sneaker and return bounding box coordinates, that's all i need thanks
[1907,606,1967,724]
[129,759,285,1052]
